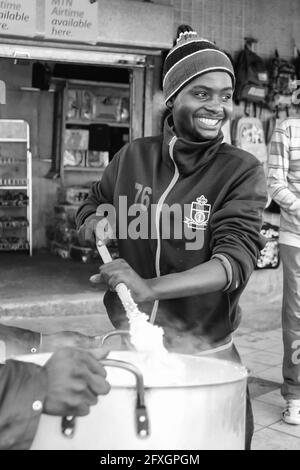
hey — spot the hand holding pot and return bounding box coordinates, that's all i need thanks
[43,347,111,417]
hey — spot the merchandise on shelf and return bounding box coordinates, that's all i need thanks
[47,200,119,263]
[66,89,80,120]
[94,95,123,121]
[86,151,109,168]
[0,191,28,206]
[0,237,29,251]
[81,90,95,120]
[46,200,98,263]
[64,128,89,150]
[0,216,28,229]
[66,85,130,124]
[63,128,89,168]
[0,119,31,255]
[63,149,86,167]
[118,97,130,123]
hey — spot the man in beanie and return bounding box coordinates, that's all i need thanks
[76,26,268,449]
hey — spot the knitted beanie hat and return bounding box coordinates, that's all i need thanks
[162,27,235,104]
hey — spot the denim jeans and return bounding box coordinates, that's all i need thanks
[280,243,300,401]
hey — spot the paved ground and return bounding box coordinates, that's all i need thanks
[234,329,299,450]
[0,248,297,450]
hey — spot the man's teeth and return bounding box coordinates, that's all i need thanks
[198,118,219,126]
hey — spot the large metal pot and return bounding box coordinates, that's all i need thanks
[16,350,247,450]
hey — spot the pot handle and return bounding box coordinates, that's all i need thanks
[101,329,134,349]
[61,358,150,439]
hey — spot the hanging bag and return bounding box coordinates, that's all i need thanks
[234,42,269,106]
[231,115,268,170]
[267,49,297,116]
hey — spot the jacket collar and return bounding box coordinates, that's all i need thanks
[162,114,224,175]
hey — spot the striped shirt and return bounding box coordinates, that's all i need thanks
[267,117,300,247]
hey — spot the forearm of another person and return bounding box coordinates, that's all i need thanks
[0,324,103,357]
[0,324,40,356]
[40,330,103,352]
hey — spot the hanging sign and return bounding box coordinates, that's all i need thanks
[44,0,98,43]
[0,0,36,37]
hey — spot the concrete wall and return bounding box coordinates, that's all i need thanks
[154,0,300,59]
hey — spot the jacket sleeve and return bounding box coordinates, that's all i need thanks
[210,163,268,292]
[0,324,41,357]
[76,148,124,229]
[0,360,47,450]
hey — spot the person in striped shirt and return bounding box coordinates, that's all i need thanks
[268,117,300,425]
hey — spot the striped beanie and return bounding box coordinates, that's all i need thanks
[162,28,235,104]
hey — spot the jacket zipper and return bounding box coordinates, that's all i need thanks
[150,136,179,324]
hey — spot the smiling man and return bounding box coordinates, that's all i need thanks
[171,72,233,141]
[76,26,268,450]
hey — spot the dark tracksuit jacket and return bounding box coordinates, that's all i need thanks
[76,116,267,351]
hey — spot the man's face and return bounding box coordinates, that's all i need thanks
[171,71,233,141]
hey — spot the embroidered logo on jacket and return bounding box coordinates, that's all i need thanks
[184,195,211,230]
